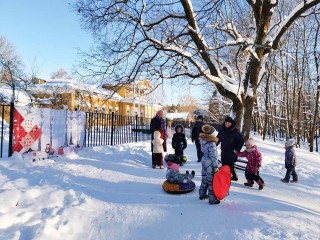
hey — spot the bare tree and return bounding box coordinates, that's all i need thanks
[51,68,72,79]
[74,0,320,139]
[0,37,25,91]
[310,15,320,152]
[0,36,26,156]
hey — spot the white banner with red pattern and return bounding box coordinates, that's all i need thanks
[12,106,86,155]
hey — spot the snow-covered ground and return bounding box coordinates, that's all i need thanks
[0,136,319,240]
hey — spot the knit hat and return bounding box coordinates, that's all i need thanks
[196,115,203,120]
[167,161,179,172]
[201,125,219,138]
[285,139,295,148]
[224,116,233,123]
[246,137,255,147]
[153,130,161,139]
[156,110,164,116]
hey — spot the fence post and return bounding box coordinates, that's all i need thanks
[8,102,14,157]
[111,112,114,146]
[0,105,5,158]
[135,114,138,142]
[84,112,87,147]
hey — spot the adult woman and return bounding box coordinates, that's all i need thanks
[217,116,244,181]
[150,110,168,167]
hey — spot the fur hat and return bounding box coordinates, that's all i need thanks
[224,116,233,123]
[196,115,203,120]
[167,162,179,172]
[201,125,218,138]
[246,137,255,147]
[285,139,295,148]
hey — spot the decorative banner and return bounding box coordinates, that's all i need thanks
[12,106,86,155]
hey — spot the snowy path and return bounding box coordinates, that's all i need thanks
[0,137,320,240]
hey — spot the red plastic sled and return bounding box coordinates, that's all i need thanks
[213,165,231,200]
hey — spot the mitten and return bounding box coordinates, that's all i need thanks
[186,170,189,175]
[214,168,219,173]
[191,170,195,177]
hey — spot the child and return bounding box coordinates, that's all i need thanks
[171,124,187,166]
[151,130,164,169]
[236,138,265,190]
[281,139,298,183]
[166,161,195,183]
[199,124,220,205]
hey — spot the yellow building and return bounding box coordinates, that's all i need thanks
[27,78,161,118]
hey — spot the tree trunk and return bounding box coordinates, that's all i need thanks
[310,16,320,152]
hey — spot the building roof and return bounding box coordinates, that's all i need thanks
[166,112,189,120]
[27,78,123,101]
[0,86,32,106]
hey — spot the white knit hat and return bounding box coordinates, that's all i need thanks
[285,139,295,147]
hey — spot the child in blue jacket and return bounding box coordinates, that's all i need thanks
[199,124,220,205]
[281,139,298,183]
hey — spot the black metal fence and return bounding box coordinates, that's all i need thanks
[84,112,152,147]
[0,104,11,158]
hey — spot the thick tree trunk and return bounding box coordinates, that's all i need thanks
[309,16,320,152]
[242,96,255,141]
[231,98,244,130]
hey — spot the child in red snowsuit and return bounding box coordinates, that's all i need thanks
[236,138,265,190]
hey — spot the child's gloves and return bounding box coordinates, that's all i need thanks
[214,168,219,173]
[191,170,195,177]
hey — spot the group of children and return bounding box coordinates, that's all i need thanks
[152,118,298,205]
[151,124,187,168]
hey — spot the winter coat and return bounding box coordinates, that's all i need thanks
[152,131,164,153]
[200,138,219,179]
[172,125,187,150]
[191,121,204,142]
[217,121,244,164]
[166,168,194,184]
[285,146,296,169]
[237,145,262,175]
[150,116,167,140]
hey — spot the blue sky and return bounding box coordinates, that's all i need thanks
[0,0,91,79]
[0,0,206,105]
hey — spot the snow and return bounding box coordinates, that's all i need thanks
[268,0,320,46]
[27,78,123,101]
[0,86,32,106]
[0,135,320,240]
[166,112,189,120]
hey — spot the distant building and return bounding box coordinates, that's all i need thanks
[26,78,161,117]
[166,112,190,128]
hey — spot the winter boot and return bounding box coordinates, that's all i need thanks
[209,199,220,205]
[257,180,264,190]
[281,179,289,183]
[231,176,238,181]
[199,195,208,200]
[290,180,298,183]
[244,180,253,187]
[191,170,195,177]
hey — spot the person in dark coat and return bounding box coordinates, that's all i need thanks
[191,115,204,162]
[217,116,244,181]
[172,124,187,166]
[150,110,167,153]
